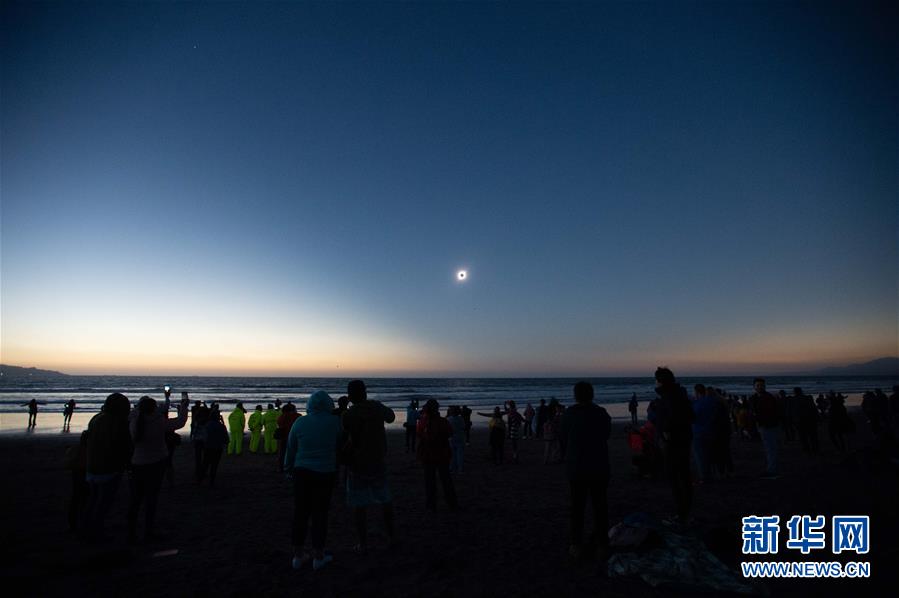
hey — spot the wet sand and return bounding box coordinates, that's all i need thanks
[0,411,895,597]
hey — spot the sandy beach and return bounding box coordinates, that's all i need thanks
[0,406,895,597]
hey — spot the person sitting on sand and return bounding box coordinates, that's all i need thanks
[81,393,132,540]
[560,381,611,560]
[127,394,189,543]
[416,399,458,512]
[285,391,342,571]
[341,380,396,554]
[479,407,506,464]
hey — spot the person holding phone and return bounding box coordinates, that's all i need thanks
[127,393,189,542]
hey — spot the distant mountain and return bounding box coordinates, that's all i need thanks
[815,357,899,376]
[0,364,70,380]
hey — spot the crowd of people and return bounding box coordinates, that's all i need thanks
[59,374,899,572]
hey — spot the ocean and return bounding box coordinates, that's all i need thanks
[2,374,896,415]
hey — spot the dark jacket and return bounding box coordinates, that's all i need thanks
[86,412,133,475]
[416,414,452,466]
[204,418,230,451]
[752,391,779,428]
[560,403,611,480]
[654,384,694,445]
[342,400,395,474]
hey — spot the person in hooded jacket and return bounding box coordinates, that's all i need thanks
[248,405,264,453]
[263,404,280,454]
[227,403,247,455]
[285,390,341,571]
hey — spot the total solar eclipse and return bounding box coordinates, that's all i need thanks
[457,270,467,281]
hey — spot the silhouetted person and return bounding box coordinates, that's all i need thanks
[751,378,780,479]
[342,380,396,553]
[709,388,734,477]
[192,402,211,481]
[405,399,420,453]
[23,398,39,428]
[332,395,349,417]
[535,398,548,439]
[277,403,301,472]
[128,394,188,542]
[560,381,611,560]
[82,393,132,541]
[447,406,466,473]
[654,367,694,525]
[480,407,506,464]
[828,394,853,453]
[461,405,473,445]
[778,390,796,442]
[506,401,524,462]
[628,393,639,425]
[63,399,76,430]
[793,387,819,455]
[691,384,717,482]
[523,403,535,438]
[200,405,228,486]
[416,399,458,512]
[286,391,341,570]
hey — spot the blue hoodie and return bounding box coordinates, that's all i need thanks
[284,391,341,473]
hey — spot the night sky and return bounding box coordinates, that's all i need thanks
[1,1,896,376]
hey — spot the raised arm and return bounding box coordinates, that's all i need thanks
[166,399,189,431]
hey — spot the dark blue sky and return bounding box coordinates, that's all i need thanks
[2,1,896,375]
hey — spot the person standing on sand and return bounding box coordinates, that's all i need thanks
[691,384,716,483]
[405,399,420,454]
[248,405,264,453]
[192,402,211,481]
[560,381,611,560]
[793,387,819,455]
[653,367,694,526]
[263,404,280,454]
[447,406,466,473]
[480,407,506,464]
[416,399,458,512]
[286,391,341,571]
[81,393,132,540]
[200,405,228,486]
[523,403,535,439]
[506,401,524,462]
[461,405,473,445]
[227,403,247,455]
[342,379,396,553]
[63,399,76,430]
[23,398,39,428]
[535,398,548,439]
[277,403,301,472]
[751,378,780,479]
[128,394,188,542]
[828,394,853,453]
[543,400,563,464]
[628,393,639,426]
